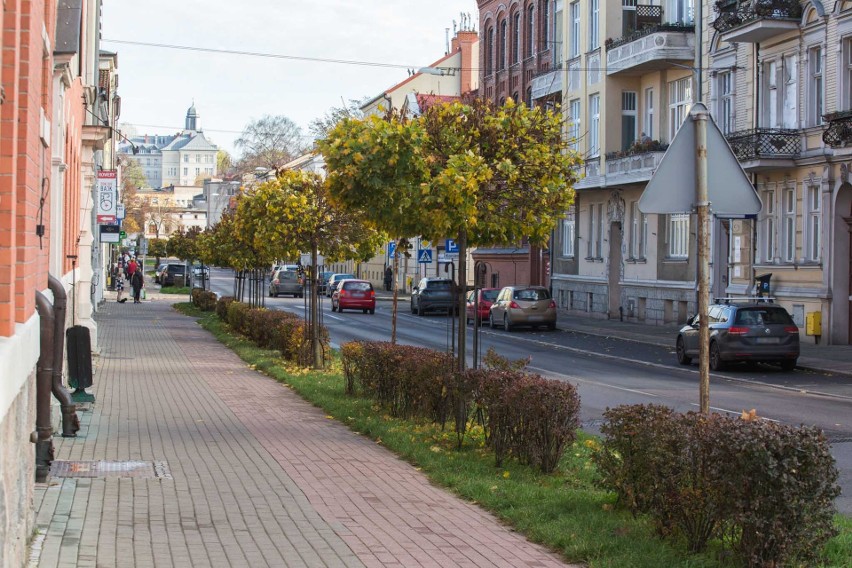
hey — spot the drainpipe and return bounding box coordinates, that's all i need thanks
[34,291,56,482]
[48,274,80,438]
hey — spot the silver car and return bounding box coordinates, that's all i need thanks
[269,269,304,298]
[325,273,356,297]
[489,286,557,331]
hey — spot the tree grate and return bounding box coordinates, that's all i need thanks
[49,460,172,479]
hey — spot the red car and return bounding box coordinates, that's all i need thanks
[331,279,376,314]
[465,288,499,324]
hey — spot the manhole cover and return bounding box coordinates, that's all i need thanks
[49,460,172,479]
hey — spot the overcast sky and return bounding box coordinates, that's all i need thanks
[103,0,478,156]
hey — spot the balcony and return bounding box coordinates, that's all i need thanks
[604,148,668,185]
[822,110,852,148]
[574,158,602,190]
[606,23,695,76]
[531,66,562,100]
[725,128,800,171]
[712,0,801,43]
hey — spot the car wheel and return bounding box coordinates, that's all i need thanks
[709,342,724,371]
[780,359,797,372]
[410,303,416,314]
[676,337,692,365]
[369,308,375,315]
[503,314,512,331]
[363,309,368,314]
[489,313,495,328]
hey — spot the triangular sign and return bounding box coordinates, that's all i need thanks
[639,102,762,216]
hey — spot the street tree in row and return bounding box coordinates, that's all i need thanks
[237,169,385,369]
[119,155,150,234]
[320,97,580,368]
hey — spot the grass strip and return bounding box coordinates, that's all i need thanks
[174,303,852,568]
[158,286,191,295]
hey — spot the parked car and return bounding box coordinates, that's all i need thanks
[410,277,456,316]
[331,279,376,314]
[154,263,168,284]
[316,271,335,295]
[465,288,499,324]
[159,263,187,287]
[192,264,210,278]
[269,268,304,298]
[489,286,557,331]
[325,273,356,297]
[676,300,800,371]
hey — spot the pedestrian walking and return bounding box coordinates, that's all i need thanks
[115,266,126,303]
[131,269,144,303]
[127,257,138,281]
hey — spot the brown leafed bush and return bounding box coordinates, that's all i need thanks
[226,301,251,332]
[216,296,234,321]
[474,369,524,466]
[191,289,218,311]
[340,342,364,395]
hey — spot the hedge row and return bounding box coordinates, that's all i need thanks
[340,341,580,473]
[217,298,329,366]
[594,404,840,566]
[191,289,217,311]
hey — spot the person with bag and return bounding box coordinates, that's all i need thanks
[131,269,144,304]
[115,265,126,303]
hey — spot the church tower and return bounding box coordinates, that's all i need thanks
[185,102,200,132]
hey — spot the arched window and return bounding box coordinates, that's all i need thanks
[526,5,535,58]
[513,91,519,103]
[512,12,521,64]
[499,20,508,70]
[541,0,550,49]
[526,87,533,108]
[486,25,495,75]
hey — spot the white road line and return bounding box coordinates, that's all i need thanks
[528,366,660,397]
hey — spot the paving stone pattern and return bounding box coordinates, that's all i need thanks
[34,300,577,568]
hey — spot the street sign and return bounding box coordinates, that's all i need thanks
[417,249,433,263]
[139,237,149,255]
[119,231,126,239]
[96,170,117,223]
[445,239,459,257]
[99,224,120,243]
[387,241,396,258]
[116,203,126,221]
[638,102,761,216]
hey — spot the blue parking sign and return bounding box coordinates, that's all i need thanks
[445,239,459,256]
[387,241,396,258]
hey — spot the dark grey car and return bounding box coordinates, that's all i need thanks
[269,269,304,298]
[676,301,800,371]
[410,277,456,315]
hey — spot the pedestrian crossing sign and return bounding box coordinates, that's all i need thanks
[417,249,433,263]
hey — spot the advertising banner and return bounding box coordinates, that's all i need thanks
[96,170,117,223]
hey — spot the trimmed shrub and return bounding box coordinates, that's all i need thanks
[191,289,217,311]
[216,296,234,321]
[226,301,251,333]
[340,342,364,395]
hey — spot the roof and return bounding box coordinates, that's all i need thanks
[160,132,217,152]
[360,49,459,112]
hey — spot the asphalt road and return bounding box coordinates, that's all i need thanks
[209,270,852,515]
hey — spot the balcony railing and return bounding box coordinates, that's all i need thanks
[822,110,852,147]
[606,22,694,50]
[725,128,800,161]
[605,150,667,183]
[712,0,802,35]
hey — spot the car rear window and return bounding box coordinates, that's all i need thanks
[168,265,184,273]
[426,280,452,290]
[335,274,355,280]
[513,288,550,301]
[343,282,372,292]
[279,271,299,280]
[735,307,794,325]
[481,289,499,301]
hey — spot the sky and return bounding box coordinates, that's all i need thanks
[103,0,479,157]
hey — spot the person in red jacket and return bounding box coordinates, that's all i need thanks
[127,257,138,281]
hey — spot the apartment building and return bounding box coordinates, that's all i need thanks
[710,0,852,344]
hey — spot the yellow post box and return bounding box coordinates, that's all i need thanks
[805,311,821,336]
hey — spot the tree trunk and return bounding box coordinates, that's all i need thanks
[311,243,323,369]
[457,231,467,372]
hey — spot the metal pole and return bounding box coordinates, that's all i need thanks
[695,108,711,414]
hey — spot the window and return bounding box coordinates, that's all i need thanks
[644,87,654,139]
[666,0,694,24]
[763,190,776,262]
[844,37,852,110]
[526,5,535,58]
[808,46,823,126]
[807,185,821,261]
[554,0,564,49]
[486,26,494,74]
[629,201,647,259]
[668,77,692,140]
[622,92,638,151]
[587,203,603,258]
[195,167,200,176]
[562,211,575,257]
[570,2,580,57]
[183,167,188,175]
[763,56,797,128]
[500,20,508,69]
[717,71,734,134]
[569,98,581,150]
[183,155,188,163]
[542,0,550,47]
[512,12,521,64]
[590,0,600,49]
[196,154,201,163]
[589,93,600,156]
[783,187,796,262]
[667,214,690,258]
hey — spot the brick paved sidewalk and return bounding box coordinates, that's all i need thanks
[32,299,578,568]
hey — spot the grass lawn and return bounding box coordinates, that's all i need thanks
[158,286,191,295]
[174,303,852,568]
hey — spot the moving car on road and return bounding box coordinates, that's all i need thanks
[331,279,376,314]
[489,286,557,331]
[676,300,800,371]
[466,288,499,324]
[325,273,356,297]
[410,277,456,316]
[158,263,187,287]
[269,268,304,298]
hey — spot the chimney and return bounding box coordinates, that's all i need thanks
[454,30,479,95]
[145,134,149,143]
